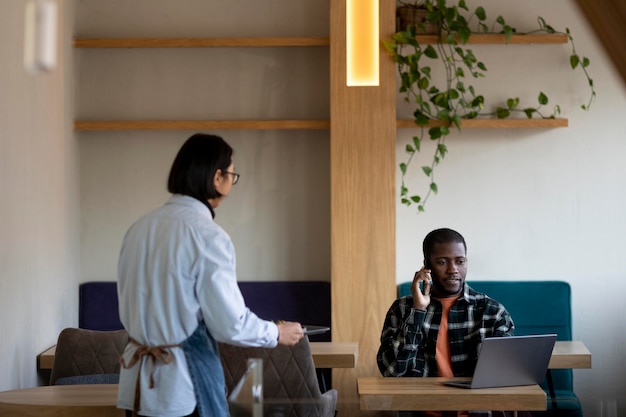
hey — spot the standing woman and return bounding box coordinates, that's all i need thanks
[117,133,304,417]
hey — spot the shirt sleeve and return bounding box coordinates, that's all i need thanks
[376,297,427,377]
[492,302,515,337]
[194,226,279,347]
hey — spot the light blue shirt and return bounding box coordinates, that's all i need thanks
[117,194,278,416]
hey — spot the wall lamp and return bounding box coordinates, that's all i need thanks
[346,0,379,86]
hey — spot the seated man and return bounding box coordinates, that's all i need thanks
[377,228,516,417]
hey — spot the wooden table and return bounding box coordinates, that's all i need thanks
[358,377,547,412]
[38,341,359,370]
[548,341,591,368]
[0,384,123,417]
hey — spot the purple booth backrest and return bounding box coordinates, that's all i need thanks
[78,281,331,342]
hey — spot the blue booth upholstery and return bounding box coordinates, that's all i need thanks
[397,280,582,417]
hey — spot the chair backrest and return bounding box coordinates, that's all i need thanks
[219,337,337,417]
[49,327,129,385]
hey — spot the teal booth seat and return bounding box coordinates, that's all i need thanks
[396,280,583,417]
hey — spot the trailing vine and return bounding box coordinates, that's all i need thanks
[386,0,595,212]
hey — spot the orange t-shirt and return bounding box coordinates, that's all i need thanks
[423,296,469,417]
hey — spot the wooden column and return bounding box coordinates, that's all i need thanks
[330,0,396,414]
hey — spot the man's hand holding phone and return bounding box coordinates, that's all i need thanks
[411,267,432,310]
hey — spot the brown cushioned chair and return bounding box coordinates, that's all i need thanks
[49,327,129,385]
[220,337,337,417]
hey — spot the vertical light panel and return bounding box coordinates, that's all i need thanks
[346,0,379,86]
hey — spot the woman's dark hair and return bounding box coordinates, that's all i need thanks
[167,133,233,216]
[422,228,467,263]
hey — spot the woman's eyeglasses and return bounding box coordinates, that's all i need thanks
[224,171,240,185]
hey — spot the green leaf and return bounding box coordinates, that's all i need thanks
[507,97,519,109]
[570,54,580,69]
[477,62,487,71]
[458,0,468,11]
[418,77,430,89]
[523,108,536,118]
[400,185,408,195]
[458,27,471,44]
[382,40,397,53]
[470,96,484,109]
[424,45,438,59]
[405,144,415,154]
[430,182,438,194]
[496,15,505,25]
[415,113,430,126]
[428,127,442,140]
[496,107,510,119]
[410,195,422,203]
[399,162,407,175]
[418,205,425,212]
[502,25,514,43]
[538,92,549,105]
[475,6,486,20]
[413,136,421,151]
[401,198,410,205]
[422,166,433,176]
[393,32,409,43]
[438,143,448,157]
[451,115,462,129]
[582,57,590,68]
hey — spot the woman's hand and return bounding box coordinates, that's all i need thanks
[276,321,305,346]
[411,267,432,310]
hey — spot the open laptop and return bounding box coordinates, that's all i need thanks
[441,334,557,389]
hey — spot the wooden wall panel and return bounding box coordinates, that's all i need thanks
[330,0,396,414]
[574,0,626,88]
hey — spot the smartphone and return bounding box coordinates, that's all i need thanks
[419,279,432,295]
[422,260,432,295]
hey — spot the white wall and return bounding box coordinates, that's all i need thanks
[396,2,626,415]
[0,0,79,390]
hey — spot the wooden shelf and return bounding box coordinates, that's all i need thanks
[413,33,569,45]
[397,118,568,128]
[73,34,566,49]
[74,37,330,48]
[74,120,331,131]
[74,118,567,131]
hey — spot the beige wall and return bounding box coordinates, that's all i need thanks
[76,0,331,283]
[0,0,79,389]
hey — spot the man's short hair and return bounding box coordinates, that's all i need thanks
[422,228,467,262]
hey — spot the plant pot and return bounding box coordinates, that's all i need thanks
[396,5,440,34]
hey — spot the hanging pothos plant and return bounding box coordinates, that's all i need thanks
[384,0,596,212]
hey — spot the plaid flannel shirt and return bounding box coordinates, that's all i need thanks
[377,284,514,377]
